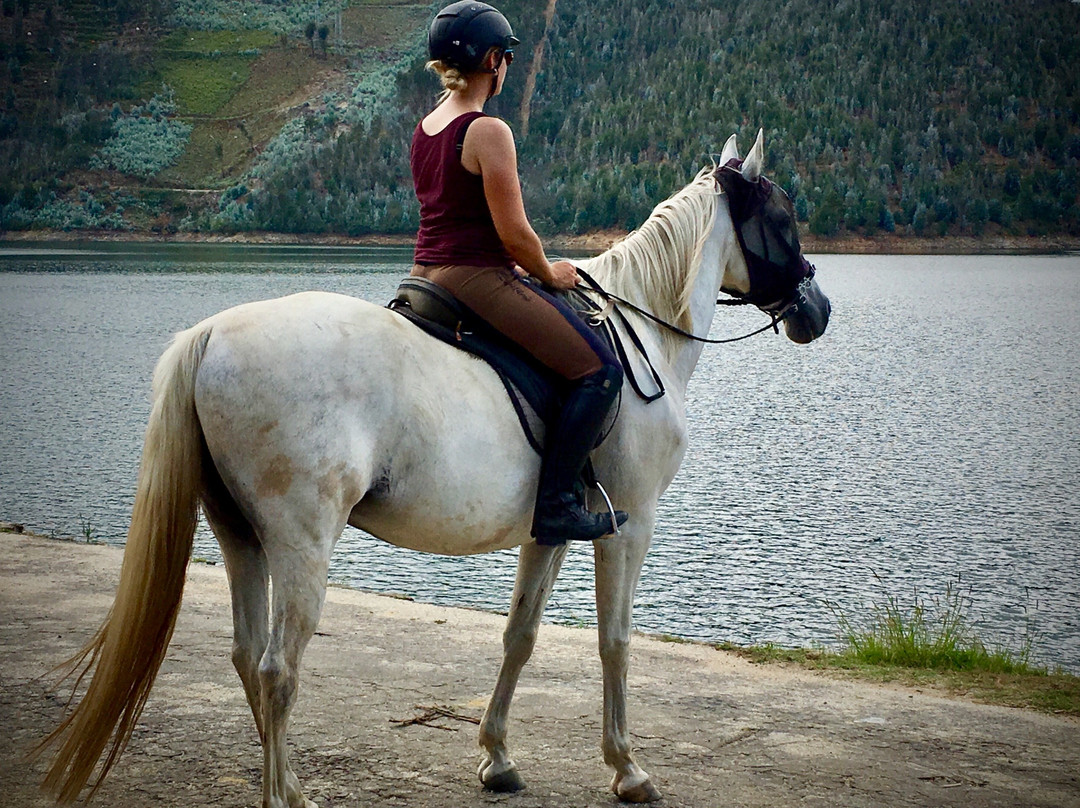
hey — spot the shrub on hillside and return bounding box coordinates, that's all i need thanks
[92,90,192,178]
[35,198,126,231]
[8,189,131,231]
[168,0,344,34]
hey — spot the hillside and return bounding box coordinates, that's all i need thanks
[0,0,427,233]
[1,0,1078,242]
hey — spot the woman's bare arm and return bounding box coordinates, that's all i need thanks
[464,116,578,289]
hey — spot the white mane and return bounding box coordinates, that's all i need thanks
[584,166,720,333]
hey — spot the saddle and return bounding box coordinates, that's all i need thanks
[387,276,615,454]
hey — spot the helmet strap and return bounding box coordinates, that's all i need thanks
[484,49,503,100]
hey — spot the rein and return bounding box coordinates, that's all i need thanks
[572,268,803,404]
[576,268,796,344]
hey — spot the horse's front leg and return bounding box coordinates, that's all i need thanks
[478,541,569,792]
[594,523,662,803]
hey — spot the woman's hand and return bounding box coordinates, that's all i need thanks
[545,260,580,290]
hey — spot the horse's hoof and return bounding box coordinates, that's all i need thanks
[483,767,526,792]
[612,772,662,803]
[479,759,526,792]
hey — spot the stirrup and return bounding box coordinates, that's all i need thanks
[532,492,627,546]
[592,480,623,537]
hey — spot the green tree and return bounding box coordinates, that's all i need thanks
[809,190,844,237]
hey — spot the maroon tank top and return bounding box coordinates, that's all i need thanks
[411,111,512,267]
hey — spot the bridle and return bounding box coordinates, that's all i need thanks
[576,161,818,344]
[577,266,815,345]
[571,165,818,402]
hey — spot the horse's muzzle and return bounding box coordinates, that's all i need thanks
[782,277,830,344]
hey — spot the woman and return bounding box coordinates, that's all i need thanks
[411,0,626,546]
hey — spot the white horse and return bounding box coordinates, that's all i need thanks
[40,130,829,806]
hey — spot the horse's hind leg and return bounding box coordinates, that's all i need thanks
[209,493,324,808]
[255,528,334,808]
[478,541,569,792]
[205,473,326,808]
[203,477,271,742]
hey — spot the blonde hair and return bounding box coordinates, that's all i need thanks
[426,59,469,103]
[426,48,500,102]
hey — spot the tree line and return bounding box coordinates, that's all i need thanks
[2,0,1078,239]
[230,0,1079,239]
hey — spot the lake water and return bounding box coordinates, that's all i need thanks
[1,242,1078,673]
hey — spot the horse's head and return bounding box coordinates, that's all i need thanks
[715,130,830,344]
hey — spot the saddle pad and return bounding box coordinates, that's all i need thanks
[387,276,621,455]
[389,280,565,452]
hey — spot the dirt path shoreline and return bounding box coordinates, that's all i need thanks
[1,533,1077,807]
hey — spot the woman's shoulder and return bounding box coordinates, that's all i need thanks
[466,114,513,144]
[472,113,510,129]
[459,114,516,174]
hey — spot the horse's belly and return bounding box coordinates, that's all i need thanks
[347,462,537,556]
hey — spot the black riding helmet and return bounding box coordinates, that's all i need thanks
[428,1,519,73]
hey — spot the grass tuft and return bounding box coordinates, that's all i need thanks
[78,516,100,544]
[829,574,1038,675]
[713,575,1080,716]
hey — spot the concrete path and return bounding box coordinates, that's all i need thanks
[1,533,1077,807]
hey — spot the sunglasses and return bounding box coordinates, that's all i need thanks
[502,49,514,66]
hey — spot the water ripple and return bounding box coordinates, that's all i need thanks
[1,248,1077,672]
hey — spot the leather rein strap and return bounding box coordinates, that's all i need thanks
[574,267,798,404]
[576,268,794,344]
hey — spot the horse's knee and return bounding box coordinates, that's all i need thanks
[502,624,538,659]
[258,653,298,710]
[598,635,631,667]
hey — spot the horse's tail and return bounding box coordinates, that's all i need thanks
[38,321,213,803]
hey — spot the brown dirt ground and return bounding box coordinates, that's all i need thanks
[1,532,1077,808]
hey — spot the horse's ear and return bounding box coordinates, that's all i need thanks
[719,134,740,165]
[742,128,765,182]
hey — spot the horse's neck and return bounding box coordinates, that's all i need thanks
[665,209,735,387]
[585,172,733,393]
[586,188,736,393]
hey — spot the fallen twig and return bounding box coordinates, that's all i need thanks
[391,704,481,731]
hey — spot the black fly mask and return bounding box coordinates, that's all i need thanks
[715,157,816,313]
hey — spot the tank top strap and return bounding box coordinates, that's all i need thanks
[448,110,487,155]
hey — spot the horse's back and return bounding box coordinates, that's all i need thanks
[191,290,537,554]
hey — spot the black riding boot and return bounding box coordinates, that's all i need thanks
[531,365,629,546]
